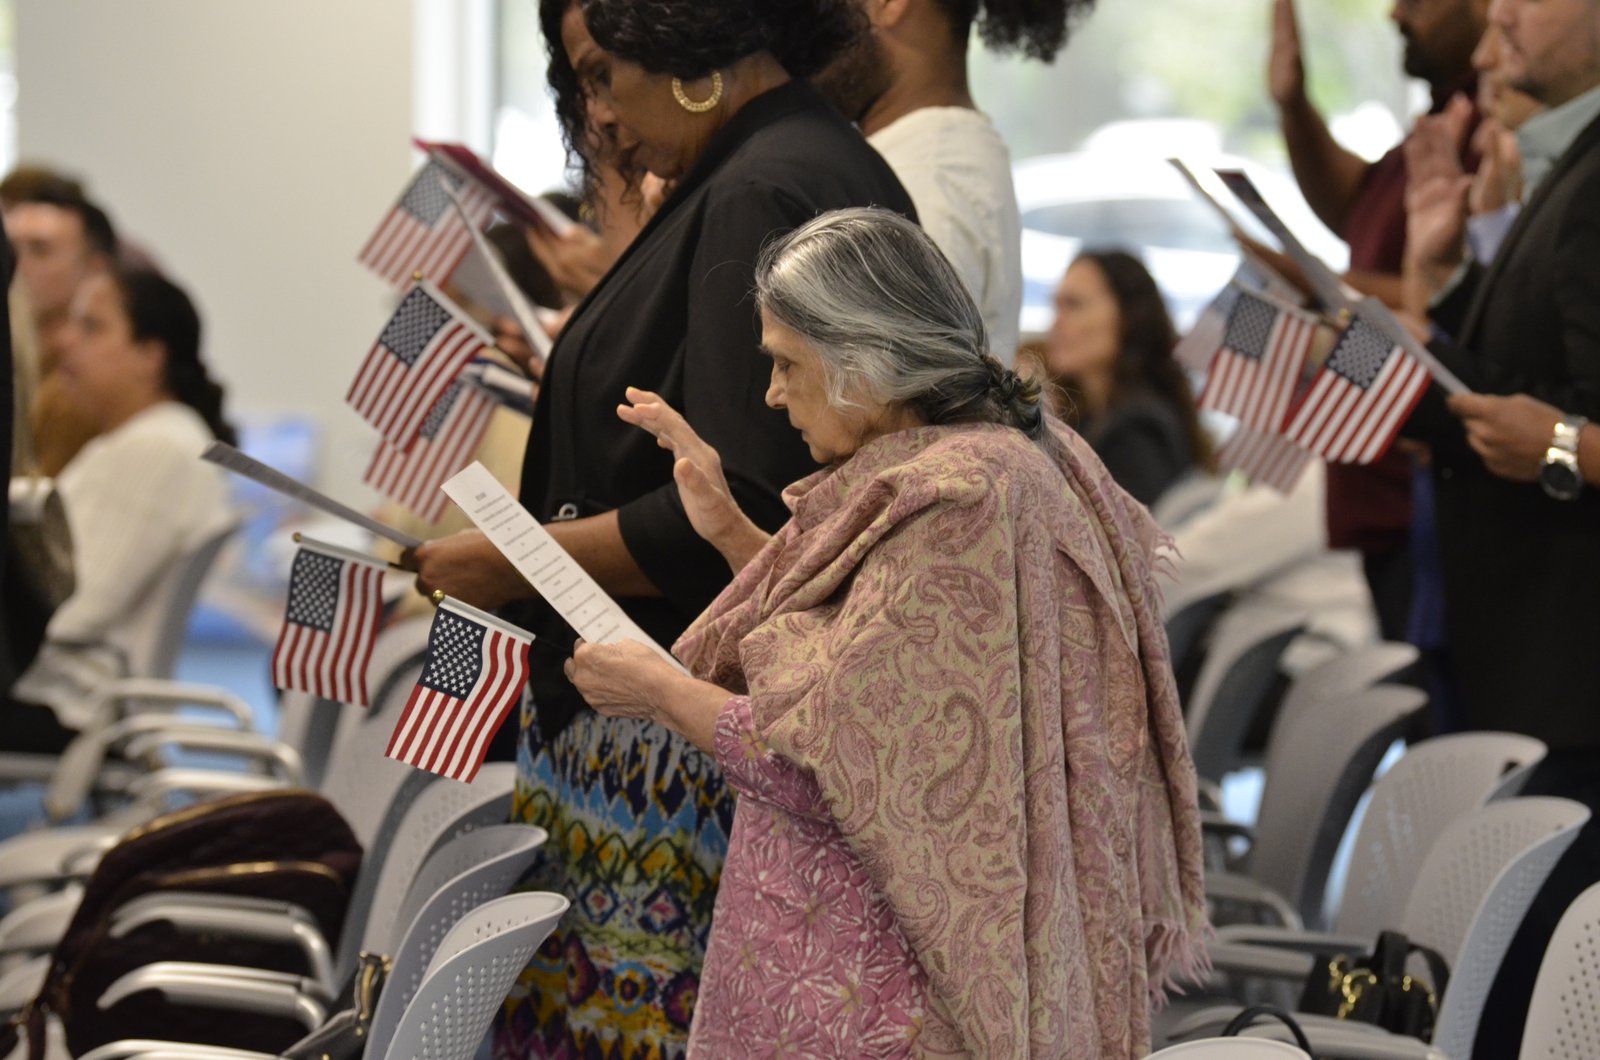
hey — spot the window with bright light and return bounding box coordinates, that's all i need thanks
[491,0,569,198]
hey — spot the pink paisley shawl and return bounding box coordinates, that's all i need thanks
[675,421,1208,1058]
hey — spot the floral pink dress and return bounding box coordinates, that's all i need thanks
[688,696,959,1058]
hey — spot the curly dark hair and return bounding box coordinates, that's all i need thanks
[932,0,1098,61]
[539,0,862,167]
[1071,249,1215,471]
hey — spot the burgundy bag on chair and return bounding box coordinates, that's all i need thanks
[1,789,362,1058]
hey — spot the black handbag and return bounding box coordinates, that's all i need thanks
[1297,929,1450,1039]
[1221,1004,1314,1052]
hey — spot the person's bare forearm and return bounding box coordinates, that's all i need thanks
[545,510,663,598]
[1342,269,1406,310]
[648,670,732,755]
[714,516,772,574]
[1581,424,1600,486]
[1281,94,1372,235]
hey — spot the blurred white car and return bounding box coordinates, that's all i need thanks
[1014,148,1347,338]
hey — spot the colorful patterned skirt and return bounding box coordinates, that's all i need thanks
[492,699,734,1060]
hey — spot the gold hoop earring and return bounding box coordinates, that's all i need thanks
[672,71,724,114]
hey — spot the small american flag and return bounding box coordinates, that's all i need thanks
[1216,424,1314,494]
[365,380,496,522]
[1283,316,1430,465]
[347,282,491,449]
[358,158,496,288]
[1198,289,1319,432]
[271,543,387,707]
[385,599,532,783]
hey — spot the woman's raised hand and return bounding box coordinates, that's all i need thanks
[617,387,770,570]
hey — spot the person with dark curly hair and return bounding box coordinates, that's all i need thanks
[1037,249,1214,506]
[406,1,914,1055]
[812,0,1097,366]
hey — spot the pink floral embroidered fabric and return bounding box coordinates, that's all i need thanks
[688,695,958,1058]
[677,423,1208,1059]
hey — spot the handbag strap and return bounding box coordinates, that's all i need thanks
[1222,1004,1314,1052]
[1372,930,1451,1000]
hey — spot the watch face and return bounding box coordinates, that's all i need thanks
[1541,460,1582,499]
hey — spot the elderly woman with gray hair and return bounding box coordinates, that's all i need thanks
[568,208,1208,1059]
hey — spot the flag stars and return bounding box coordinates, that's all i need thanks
[381,287,454,366]
[420,382,463,442]
[286,552,343,632]
[1327,319,1396,389]
[399,159,463,226]
[1222,294,1280,361]
[420,610,485,698]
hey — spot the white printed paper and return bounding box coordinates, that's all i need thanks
[442,462,686,670]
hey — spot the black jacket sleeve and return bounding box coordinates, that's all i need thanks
[615,179,819,611]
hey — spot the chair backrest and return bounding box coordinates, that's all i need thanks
[136,519,241,680]
[1165,591,1231,706]
[1145,1039,1309,1058]
[1272,641,1420,735]
[1518,881,1600,1060]
[351,762,519,967]
[366,824,548,1052]
[1335,732,1547,938]
[1185,597,1307,781]
[1401,797,1589,1059]
[318,616,436,845]
[376,892,569,1060]
[1246,685,1426,928]
[276,691,345,791]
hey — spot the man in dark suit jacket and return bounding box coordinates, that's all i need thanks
[1403,1,1600,1053]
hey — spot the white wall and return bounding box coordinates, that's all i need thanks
[15,0,418,496]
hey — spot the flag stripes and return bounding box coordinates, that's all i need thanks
[365,381,497,522]
[1198,290,1318,433]
[346,282,490,449]
[358,158,497,288]
[385,601,532,783]
[271,546,386,707]
[1216,425,1314,494]
[1284,319,1431,464]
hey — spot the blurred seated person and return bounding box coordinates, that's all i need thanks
[1,172,120,476]
[1035,249,1214,506]
[7,265,236,752]
[1164,458,1378,676]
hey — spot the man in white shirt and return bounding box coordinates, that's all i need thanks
[813,0,1095,365]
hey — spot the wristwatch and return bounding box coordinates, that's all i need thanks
[1539,414,1588,501]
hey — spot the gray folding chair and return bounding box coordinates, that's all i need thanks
[78,892,569,1060]
[1517,881,1600,1059]
[1273,642,1420,735]
[1205,685,1427,930]
[1169,796,1591,1057]
[100,764,519,1006]
[1147,1040,1310,1058]
[1185,596,1308,783]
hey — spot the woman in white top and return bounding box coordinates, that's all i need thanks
[7,265,235,749]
